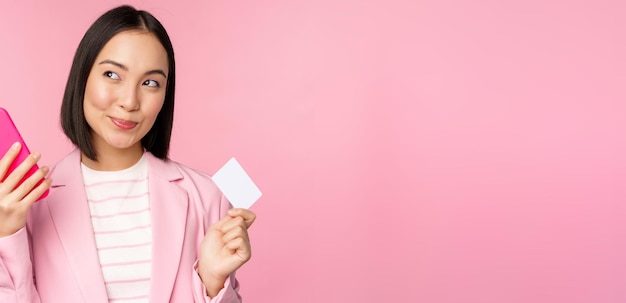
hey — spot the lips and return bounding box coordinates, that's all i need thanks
[110,117,138,130]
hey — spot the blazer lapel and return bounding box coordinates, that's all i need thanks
[146,154,189,303]
[47,150,109,303]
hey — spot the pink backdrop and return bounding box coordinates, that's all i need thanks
[2,0,625,302]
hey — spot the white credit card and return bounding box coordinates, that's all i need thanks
[212,157,262,209]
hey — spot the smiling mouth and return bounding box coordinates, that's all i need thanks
[110,117,138,130]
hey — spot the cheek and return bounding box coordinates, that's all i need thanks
[143,93,166,119]
[84,77,115,109]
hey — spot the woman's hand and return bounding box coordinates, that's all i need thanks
[0,142,51,237]
[198,208,256,297]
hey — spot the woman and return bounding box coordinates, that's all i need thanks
[0,5,255,303]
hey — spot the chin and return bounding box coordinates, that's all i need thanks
[105,139,142,151]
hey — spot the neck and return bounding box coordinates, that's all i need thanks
[81,144,144,171]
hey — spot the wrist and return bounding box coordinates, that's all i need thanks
[0,224,23,238]
[198,264,228,298]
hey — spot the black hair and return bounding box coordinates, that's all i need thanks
[60,5,176,160]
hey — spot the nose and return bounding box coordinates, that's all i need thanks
[117,84,140,111]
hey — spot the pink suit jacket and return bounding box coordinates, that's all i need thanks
[0,149,242,303]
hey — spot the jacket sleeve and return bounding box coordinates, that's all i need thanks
[192,262,242,303]
[0,227,41,303]
[191,181,242,303]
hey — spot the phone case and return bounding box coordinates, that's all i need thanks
[0,107,49,201]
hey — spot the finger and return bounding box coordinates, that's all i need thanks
[225,237,246,251]
[222,224,248,243]
[1,152,41,190]
[224,236,251,259]
[20,178,52,207]
[227,208,256,228]
[0,142,21,180]
[209,213,234,231]
[13,166,49,202]
[219,216,245,233]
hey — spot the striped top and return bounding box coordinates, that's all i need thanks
[82,154,152,303]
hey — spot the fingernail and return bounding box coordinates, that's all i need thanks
[228,208,238,215]
[32,152,41,160]
[11,142,20,150]
[41,166,49,173]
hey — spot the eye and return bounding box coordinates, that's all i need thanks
[104,71,120,80]
[143,79,160,88]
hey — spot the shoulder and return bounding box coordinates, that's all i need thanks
[170,159,213,182]
[158,156,217,189]
[47,149,81,181]
[152,156,231,223]
[147,153,225,203]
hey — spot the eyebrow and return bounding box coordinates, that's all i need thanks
[98,59,167,78]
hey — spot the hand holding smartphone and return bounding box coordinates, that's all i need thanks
[0,107,49,201]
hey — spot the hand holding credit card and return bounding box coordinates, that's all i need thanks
[212,157,262,209]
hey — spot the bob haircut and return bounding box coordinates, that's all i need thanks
[60,5,176,161]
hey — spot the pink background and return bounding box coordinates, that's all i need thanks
[2,0,625,302]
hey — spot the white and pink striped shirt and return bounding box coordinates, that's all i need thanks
[82,154,152,303]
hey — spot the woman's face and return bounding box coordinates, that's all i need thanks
[83,29,168,157]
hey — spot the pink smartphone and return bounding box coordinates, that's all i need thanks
[0,107,49,201]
